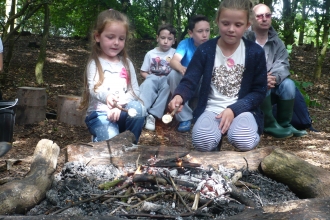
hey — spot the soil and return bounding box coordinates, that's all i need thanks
[0,35,329,182]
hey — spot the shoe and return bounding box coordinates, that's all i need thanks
[177,120,191,132]
[0,142,12,157]
[145,114,155,131]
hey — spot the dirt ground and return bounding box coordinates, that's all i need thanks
[0,35,329,180]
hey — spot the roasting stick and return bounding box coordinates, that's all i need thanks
[113,101,137,117]
[162,105,180,124]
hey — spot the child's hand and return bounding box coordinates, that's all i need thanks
[168,95,183,113]
[106,94,119,109]
[107,108,121,122]
[216,108,234,134]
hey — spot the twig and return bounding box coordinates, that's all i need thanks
[126,192,166,210]
[239,180,263,206]
[169,176,192,212]
[51,182,133,215]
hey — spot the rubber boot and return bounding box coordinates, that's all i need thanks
[0,142,12,157]
[277,99,308,137]
[260,96,293,138]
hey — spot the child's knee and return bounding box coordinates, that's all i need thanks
[193,136,220,152]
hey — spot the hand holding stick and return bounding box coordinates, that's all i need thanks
[162,105,179,124]
[113,101,137,117]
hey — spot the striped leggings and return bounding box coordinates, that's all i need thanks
[192,111,260,152]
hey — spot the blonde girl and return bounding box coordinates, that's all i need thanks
[168,0,267,151]
[80,9,145,143]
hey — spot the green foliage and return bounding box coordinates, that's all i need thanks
[294,80,321,107]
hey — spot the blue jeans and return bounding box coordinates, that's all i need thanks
[85,101,145,144]
[268,78,296,101]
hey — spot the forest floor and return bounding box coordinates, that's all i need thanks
[0,35,329,180]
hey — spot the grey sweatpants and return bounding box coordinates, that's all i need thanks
[192,111,260,152]
[139,74,170,119]
[167,69,194,122]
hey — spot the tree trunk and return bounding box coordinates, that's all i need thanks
[35,3,50,85]
[0,139,60,215]
[261,148,330,198]
[298,0,307,45]
[313,0,329,79]
[282,0,298,45]
[159,0,174,26]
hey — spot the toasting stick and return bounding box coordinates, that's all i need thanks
[113,101,137,117]
[162,105,180,124]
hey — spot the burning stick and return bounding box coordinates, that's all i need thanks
[192,180,206,210]
[162,105,179,124]
[113,101,137,117]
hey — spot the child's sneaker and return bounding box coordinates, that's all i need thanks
[145,114,155,131]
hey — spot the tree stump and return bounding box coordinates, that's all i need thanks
[57,95,86,126]
[261,148,330,198]
[16,87,46,125]
[0,139,60,214]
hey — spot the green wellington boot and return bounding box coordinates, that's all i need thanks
[260,96,293,138]
[277,99,308,137]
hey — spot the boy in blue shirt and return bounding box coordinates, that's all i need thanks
[167,15,210,132]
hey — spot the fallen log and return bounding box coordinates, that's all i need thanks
[66,131,275,171]
[0,139,60,214]
[223,197,330,220]
[261,148,330,198]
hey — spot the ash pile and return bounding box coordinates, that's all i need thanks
[27,155,299,219]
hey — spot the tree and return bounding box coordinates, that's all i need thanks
[159,0,174,26]
[313,0,329,79]
[35,3,50,85]
[282,0,299,45]
[2,0,44,73]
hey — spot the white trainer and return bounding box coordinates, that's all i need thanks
[145,114,155,131]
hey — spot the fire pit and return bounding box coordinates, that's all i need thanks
[26,154,298,219]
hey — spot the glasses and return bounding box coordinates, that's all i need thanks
[255,13,272,19]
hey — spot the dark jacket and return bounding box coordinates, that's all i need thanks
[173,37,267,134]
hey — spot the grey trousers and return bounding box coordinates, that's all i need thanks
[167,69,194,122]
[139,74,170,119]
[192,111,260,152]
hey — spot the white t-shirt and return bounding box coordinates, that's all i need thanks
[140,47,176,76]
[206,39,246,114]
[86,57,139,113]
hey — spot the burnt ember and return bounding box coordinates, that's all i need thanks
[26,159,299,219]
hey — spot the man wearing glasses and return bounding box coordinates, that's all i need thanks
[245,3,307,138]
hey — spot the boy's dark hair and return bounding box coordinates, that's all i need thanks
[157,24,177,37]
[188,15,209,31]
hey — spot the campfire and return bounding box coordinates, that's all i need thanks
[5,135,329,219]
[26,151,298,219]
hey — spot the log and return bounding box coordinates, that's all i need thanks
[16,87,46,125]
[261,148,330,198]
[0,139,60,214]
[57,95,86,126]
[66,131,275,172]
[223,197,330,220]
